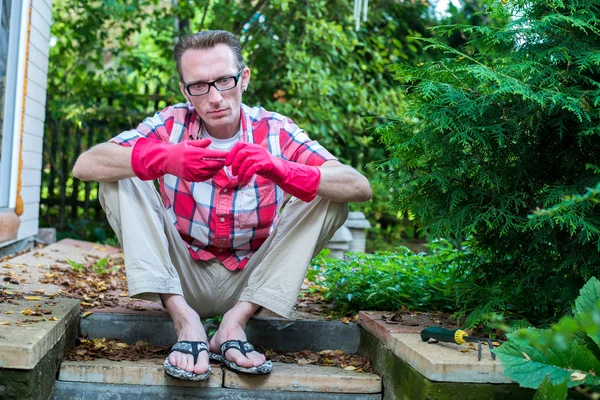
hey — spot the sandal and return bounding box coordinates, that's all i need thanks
[209,340,273,375]
[164,341,211,381]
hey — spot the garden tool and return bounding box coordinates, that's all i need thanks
[420,326,501,361]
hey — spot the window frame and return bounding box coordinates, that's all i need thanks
[0,0,26,210]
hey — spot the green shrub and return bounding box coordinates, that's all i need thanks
[496,277,600,399]
[309,240,468,313]
[375,0,600,325]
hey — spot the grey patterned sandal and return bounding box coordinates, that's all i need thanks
[210,340,273,375]
[164,341,211,381]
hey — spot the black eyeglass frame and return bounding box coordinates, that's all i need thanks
[183,69,244,97]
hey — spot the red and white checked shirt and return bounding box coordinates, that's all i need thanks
[109,103,336,270]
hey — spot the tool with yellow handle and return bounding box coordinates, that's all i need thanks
[420,326,500,361]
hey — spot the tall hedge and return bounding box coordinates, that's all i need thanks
[377,0,600,324]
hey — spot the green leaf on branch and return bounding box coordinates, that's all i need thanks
[575,277,600,315]
[496,328,600,389]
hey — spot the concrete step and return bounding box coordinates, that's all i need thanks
[80,312,360,353]
[54,358,382,399]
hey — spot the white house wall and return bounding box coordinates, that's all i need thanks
[17,0,52,240]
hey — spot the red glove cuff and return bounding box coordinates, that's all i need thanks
[279,161,321,202]
[131,138,169,180]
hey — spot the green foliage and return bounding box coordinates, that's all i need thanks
[65,258,84,272]
[496,277,600,399]
[308,239,468,312]
[376,0,600,324]
[46,0,476,246]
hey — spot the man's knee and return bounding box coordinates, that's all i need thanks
[98,181,119,212]
[326,200,349,231]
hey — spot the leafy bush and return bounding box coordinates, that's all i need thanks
[496,277,600,399]
[375,0,600,324]
[308,240,468,313]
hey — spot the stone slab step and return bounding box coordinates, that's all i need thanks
[0,297,79,369]
[81,312,360,353]
[53,382,381,400]
[56,358,382,399]
[223,362,381,393]
[59,359,223,388]
[359,311,512,384]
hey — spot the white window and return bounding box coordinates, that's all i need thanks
[0,0,24,209]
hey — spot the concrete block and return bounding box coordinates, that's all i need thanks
[0,297,80,369]
[59,359,223,388]
[223,363,381,393]
[359,329,533,400]
[35,228,56,245]
[358,311,511,384]
[53,381,382,399]
[0,306,78,400]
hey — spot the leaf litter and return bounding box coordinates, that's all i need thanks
[66,336,373,372]
[38,254,128,311]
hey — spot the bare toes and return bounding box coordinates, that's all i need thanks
[193,353,209,374]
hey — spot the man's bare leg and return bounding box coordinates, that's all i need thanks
[209,301,266,367]
[162,294,210,374]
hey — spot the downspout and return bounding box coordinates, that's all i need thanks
[15,0,32,217]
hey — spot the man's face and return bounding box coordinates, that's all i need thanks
[178,44,250,138]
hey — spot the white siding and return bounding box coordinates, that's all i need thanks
[23,114,44,138]
[22,132,44,154]
[16,0,53,241]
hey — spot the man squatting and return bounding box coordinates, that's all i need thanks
[73,30,371,381]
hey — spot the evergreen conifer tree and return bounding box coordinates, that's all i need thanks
[377,0,600,324]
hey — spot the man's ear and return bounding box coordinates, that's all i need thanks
[241,67,251,92]
[179,81,191,102]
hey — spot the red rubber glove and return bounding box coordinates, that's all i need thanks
[225,142,321,202]
[131,138,228,182]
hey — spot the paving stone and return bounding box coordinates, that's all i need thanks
[59,358,223,388]
[54,381,382,399]
[0,297,80,369]
[81,312,360,353]
[359,328,532,400]
[358,311,511,384]
[1,260,63,295]
[7,238,121,269]
[223,363,381,393]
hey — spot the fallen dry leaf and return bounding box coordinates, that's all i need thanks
[33,289,45,294]
[571,372,586,382]
[48,316,58,321]
[82,311,93,318]
[0,322,10,325]
[23,296,41,301]
[5,311,13,314]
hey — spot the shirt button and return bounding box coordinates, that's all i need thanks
[220,217,225,222]
[223,188,228,193]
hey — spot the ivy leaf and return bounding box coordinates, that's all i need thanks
[495,329,600,389]
[575,277,600,315]
[533,376,568,400]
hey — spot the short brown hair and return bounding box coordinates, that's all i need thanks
[174,30,245,81]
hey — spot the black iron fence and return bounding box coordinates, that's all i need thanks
[40,118,127,241]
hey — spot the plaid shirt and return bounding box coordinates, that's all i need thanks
[109,103,336,270]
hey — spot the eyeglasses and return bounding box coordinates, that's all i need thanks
[183,69,243,96]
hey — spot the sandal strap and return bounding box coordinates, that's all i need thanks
[170,341,208,365]
[220,340,255,358]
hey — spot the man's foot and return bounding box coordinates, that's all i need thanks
[209,303,266,368]
[162,294,210,375]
